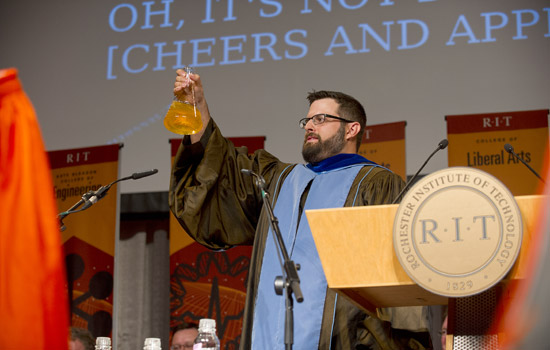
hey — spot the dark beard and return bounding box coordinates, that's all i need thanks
[302,124,346,164]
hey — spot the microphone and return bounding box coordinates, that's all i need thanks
[504,143,546,184]
[132,169,158,179]
[58,169,159,230]
[241,169,266,190]
[82,168,159,210]
[392,139,448,204]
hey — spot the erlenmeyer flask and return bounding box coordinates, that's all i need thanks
[164,66,202,135]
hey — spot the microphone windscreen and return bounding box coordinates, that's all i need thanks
[504,143,514,153]
[132,169,158,179]
[438,139,449,150]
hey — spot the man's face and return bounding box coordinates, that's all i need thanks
[68,339,86,350]
[302,98,347,163]
[171,328,199,350]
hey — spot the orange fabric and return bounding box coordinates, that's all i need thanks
[0,68,69,349]
[492,142,550,346]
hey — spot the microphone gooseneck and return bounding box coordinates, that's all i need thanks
[504,144,546,184]
[58,169,159,231]
[82,168,159,209]
[392,139,448,204]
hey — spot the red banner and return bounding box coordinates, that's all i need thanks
[359,121,407,181]
[447,109,549,196]
[49,144,120,337]
[169,136,264,348]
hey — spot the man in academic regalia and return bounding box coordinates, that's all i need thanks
[169,70,431,349]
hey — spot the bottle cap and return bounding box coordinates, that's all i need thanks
[144,337,161,348]
[96,337,111,346]
[199,318,216,332]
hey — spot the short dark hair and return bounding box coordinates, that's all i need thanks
[69,327,95,350]
[306,90,367,151]
[171,321,199,338]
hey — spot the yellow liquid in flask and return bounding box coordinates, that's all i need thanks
[164,100,202,135]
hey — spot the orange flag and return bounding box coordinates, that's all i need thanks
[0,68,69,349]
[492,144,550,347]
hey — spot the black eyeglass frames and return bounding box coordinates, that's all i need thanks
[299,113,354,129]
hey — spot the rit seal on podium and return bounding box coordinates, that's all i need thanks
[393,167,522,297]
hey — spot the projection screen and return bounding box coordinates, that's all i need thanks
[1,0,549,193]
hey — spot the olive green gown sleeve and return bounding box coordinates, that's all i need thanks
[351,166,405,206]
[169,118,289,250]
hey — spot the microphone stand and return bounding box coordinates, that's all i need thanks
[242,170,304,350]
[57,169,158,231]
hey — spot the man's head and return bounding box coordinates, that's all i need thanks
[170,322,199,350]
[68,327,95,350]
[301,90,366,163]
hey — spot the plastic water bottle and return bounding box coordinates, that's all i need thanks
[95,337,112,350]
[144,337,162,350]
[193,318,220,350]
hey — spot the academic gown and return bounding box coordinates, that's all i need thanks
[169,119,429,349]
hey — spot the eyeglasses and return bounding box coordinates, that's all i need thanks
[170,344,194,350]
[299,113,354,129]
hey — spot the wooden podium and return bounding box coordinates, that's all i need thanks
[305,195,543,316]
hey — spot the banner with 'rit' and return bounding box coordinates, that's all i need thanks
[446,109,549,196]
[49,144,120,337]
[359,121,407,181]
